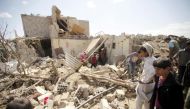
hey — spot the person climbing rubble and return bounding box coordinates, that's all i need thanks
[135,43,156,109]
[79,51,88,63]
[90,53,97,68]
[164,36,180,59]
[124,48,143,80]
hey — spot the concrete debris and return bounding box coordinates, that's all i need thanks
[115,89,125,101]
[100,98,112,109]
[35,86,47,94]
[106,93,115,102]
[0,52,140,109]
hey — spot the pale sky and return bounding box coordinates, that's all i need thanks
[0,0,190,38]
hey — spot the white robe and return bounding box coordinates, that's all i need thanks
[136,56,156,109]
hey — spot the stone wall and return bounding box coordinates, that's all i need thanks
[21,14,51,38]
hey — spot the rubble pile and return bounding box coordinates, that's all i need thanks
[1,4,190,109]
[131,36,169,57]
[0,35,177,109]
[0,56,137,109]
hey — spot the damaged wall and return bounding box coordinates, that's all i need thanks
[66,17,90,36]
[16,39,38,63]
[51,36,132,64]
[51,38,91,57]
[21,14,51,38]
[78,20,89,36]
[104,35,132,64]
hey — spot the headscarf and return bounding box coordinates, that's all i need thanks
[142,43,154,57]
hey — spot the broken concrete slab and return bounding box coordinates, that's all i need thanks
[100,98,112,109]
[106,93,115,103]
[115,89,125,101]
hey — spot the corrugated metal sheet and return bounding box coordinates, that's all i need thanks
[65,51,83,70]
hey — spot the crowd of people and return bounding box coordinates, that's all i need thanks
[125,35,190,109]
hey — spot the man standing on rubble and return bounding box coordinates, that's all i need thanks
[173,40,190,84]
[183,60,190,109]
[150,57,184,109]
[164,36,180,58]
[99,44,107,65]
[91,53,97,68]
[175,40,190,109]
[135,43,156,109]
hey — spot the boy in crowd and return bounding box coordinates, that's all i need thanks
[150,57,184,109]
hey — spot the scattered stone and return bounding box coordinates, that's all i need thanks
[115,89,125,100]
[35,86,47,94]
[29,98,39,107]
[106,93,115,102]
[61,92,70,100]
[100,98,112,109]
[110,99,119,109]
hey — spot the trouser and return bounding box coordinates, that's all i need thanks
[91,63,97,68]
[178,66,186,84]
[184,87,190,109]
[128,62,135,79]
[136,82,155,109]
[136,94,150,109]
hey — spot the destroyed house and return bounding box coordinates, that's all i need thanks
[21,6,132,65]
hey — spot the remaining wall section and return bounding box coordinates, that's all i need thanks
[51,36,132,64]
[21,14,51,38]
[51,38,91,57]
[104,35,132,64]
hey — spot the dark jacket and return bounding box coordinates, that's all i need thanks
[150,73,184,109]
[182,61,190,87]
[174,48,190,66]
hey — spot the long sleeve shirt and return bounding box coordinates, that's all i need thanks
[140,56,156,83]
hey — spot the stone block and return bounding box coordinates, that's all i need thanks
[35,86,47,94]
[100,98,112,109]
[106,93,115,102]
[115,89,125,100]
[58,101,67,108]
[53,95,62,106]
[61,92,70,100]
[61,102,75,109]
[29,98,39,107]
[77,84,89,99]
